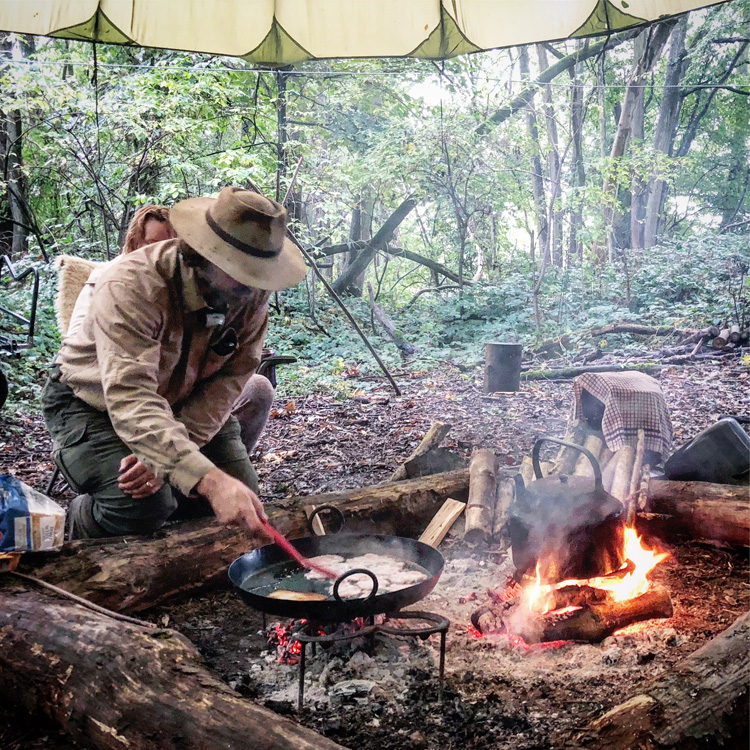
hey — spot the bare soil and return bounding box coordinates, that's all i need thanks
[1,359,748,749]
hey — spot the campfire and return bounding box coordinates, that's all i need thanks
[471,524,673,644]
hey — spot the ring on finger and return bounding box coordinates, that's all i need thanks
[146,481,153,488]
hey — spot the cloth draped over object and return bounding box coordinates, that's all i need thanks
[0,1,727,66]
[573,371,673,457]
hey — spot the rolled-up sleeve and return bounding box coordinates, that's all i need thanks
[174,305,268,447]
[92,280,215,495]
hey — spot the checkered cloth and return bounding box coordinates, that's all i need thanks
[572,372,673,456]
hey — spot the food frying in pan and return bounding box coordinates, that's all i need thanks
[305,553,429,598]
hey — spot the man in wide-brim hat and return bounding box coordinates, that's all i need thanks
[42,187,306,540]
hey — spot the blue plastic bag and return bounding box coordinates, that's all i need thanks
[0,474,66,552]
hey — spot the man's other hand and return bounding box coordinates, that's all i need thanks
[118,454,164,498]
[196,468,271,540]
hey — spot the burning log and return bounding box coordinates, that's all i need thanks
[517,584,673,644]
[575,611,750,749]
[389,421,451,481]
[643,480,750,547]
[0,580,346,750]
[464,449,499,544]
[20,469,470,614]
[472,584,673,644]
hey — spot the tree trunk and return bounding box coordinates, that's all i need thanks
[0,34,31,259]
[519,46,549,263]
[644,15,689,248]
[574,611,750,749]
[20,470,471,613]
[644,479,750,546]
[568,50,586,263]
[331,197,417,296]
[536,44,563,266]
[600,21,676,260]
[478,30,639,134]
[0,580,346,750]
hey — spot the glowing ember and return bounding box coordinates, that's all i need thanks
[521,525,669,615]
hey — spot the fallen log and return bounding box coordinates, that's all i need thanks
[574,611,750,749]
[521,363,663,380]
[590,323,685,337]
[464,449,499,544]
[20,469,470,613]
[645,480,750,547]
[0,579,346,750]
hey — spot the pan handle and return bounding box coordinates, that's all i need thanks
[333,568,379,603]
[531,438,603,494]
[307,504,345,535]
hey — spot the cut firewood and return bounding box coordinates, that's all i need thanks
[609,446,635,502]
[518,455,535,487]
[20,469,470,614]
[492,478,516,540]
[712,328,731,349]
[645,480,750,547]
[389,421,451,481]
[464,449,499,544]
[625,430,645,524]
[0,579,346,750]
[419,498,466,548]
[728,324,741,343]
[553,420,590,475]
[574,611,750,749]
[573,435,604,477]
[601,450,620,494]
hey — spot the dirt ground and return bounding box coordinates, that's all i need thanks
[1,358,748,749]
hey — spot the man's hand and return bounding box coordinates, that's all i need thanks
[118,454,164,498]
[196,468,271,541]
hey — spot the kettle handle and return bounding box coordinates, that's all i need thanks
[531,438,604,494]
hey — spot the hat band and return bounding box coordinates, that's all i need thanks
[205,209,279,260]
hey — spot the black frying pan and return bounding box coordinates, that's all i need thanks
[228,507,444,622]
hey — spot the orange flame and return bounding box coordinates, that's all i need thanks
[521,525,669,614]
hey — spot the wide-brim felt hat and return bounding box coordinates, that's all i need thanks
[170,187,307,291]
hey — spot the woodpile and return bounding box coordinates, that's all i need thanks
[525,321,749,379]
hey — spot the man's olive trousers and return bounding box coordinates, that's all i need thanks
[42,365,259,537]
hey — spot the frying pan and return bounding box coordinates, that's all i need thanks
[228,506,444,622]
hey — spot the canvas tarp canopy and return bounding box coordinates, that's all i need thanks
[0,0,728,65]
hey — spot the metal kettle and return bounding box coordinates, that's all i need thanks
[508,438,626,582]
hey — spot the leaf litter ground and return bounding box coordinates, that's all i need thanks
[0,359,748,749]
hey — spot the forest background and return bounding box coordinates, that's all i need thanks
[1,1,748,410]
